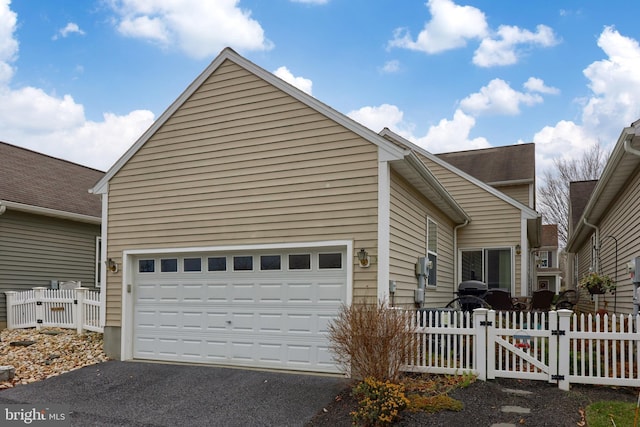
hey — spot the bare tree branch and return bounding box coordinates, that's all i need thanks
[538,143,609,248]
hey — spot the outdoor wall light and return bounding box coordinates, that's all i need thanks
[358,248,370,268]
[106,258,119,273]
[515,244,522,255]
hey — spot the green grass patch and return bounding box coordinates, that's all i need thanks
[585,401,636,427]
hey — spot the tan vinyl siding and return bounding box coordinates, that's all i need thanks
[589,166,640,314]
[389,171,456,309]
[0,210,99,323]
[105,59,379,326]
[417,155,524,294]
[495,184,532,208]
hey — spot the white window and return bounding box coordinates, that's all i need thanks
[539,251,549,268]
[426,218,437,286]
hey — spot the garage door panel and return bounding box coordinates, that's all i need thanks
[133,247,347,373]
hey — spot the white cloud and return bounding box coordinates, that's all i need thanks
[529,27,640,177]
[347,104,489,153]
[380,60,400,74]
[524,77,559,95]
[459,78,543,116]
[414,109,491,152]
[347,104,405,132]
[581,26,640,139]
[273,66,313,95]
[473,24,558,67]
[109,0,273,59]
[526,120,599,176]
[53,22,86,40]
[0,1,155,170]
[0,0,18,84]
[389,0,488,54]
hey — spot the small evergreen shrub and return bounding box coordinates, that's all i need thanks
[351,377,409,426]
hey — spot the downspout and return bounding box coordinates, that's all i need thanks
[453,220,470,296]
[0,202,6,215]
[583,218,600,272]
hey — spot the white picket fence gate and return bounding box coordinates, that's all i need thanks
[5,287,103,334]
[404,308,640,390]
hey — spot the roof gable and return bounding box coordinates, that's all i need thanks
[92,48,407,194]
[567,120,640,251]
[0,142,103,221]
[436,143,535,185]
[378,128,539,220]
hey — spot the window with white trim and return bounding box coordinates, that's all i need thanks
[461,248,512,290]
[539,251,549,268]
[426,218,437,286]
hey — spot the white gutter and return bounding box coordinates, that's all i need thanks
[624,136,640,157]
[0,200,100,224]
[453,220,469,292]
[583,218,600,272]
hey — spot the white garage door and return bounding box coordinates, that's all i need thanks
[132,246,347,373]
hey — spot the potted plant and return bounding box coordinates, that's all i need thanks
[578,271,615,295]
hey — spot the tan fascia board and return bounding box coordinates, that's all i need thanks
[398,151,470,224]
[92,48,406,194]
[566,124,640,252]
[379,128,540,220]
[0,200,101,225]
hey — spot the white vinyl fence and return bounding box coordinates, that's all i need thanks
[404,308,640,390]
[5,287,103,334]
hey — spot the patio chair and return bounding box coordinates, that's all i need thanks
[529,289,555,311]
[484,289,524,311]
[555,289,579,310]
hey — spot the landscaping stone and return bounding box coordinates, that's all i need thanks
[10,340,36,347]
[0,365,15,381]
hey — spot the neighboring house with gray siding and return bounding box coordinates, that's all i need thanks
[566,119,640,315]
[0,142,103,327]
[91,48,541,372]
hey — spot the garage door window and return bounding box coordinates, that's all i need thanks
[319,253,342,269]
[183,258,201,272]
[207,257,227,272]
[260,255,281,271]
[161,258,178,272]
[233,256,253,271]
[139,259,155,273]
[289,254,311,270]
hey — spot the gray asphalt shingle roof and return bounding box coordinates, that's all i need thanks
[436,143,535,184]
[0,142,104,218]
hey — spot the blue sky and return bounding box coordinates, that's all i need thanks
[1,0,639,176]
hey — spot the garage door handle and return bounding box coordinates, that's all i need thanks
[226,321,231,324]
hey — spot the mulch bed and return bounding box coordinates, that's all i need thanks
[306,376,639,426]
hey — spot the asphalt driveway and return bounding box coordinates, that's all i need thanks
[0,361,350,426]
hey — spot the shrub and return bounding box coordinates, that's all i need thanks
[351,377,409,426]
[327,301,415,382]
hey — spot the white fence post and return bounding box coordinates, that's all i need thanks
[34,287,46,331]
[4,291,16,329]
[547,311,558,384]
[556,310,572,391]
[473,308,489,381]
[74,287,87,335]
